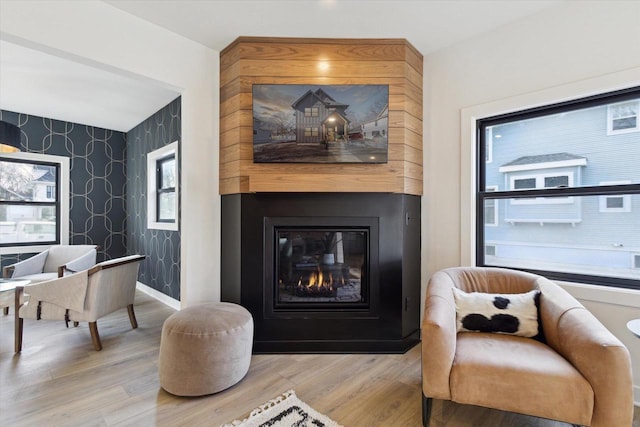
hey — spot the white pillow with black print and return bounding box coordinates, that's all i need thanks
[452,288,540,338]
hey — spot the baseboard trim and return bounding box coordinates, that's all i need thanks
[136,281,180,311]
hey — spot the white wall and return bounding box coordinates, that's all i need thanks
[423,0,640,403]
[0,0,220,307]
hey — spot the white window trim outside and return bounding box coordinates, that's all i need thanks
[508,171,574,205]
[607,100,639,135]
[459,66,640,267]
[147,141,179,231]
[485,127,493,163]
[484,185,498,226]
[599,180,632,212]
[0,151,69,255]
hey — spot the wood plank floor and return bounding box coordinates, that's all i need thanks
[1,291,638,427]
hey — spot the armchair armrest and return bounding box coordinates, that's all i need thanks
[421,270,458,400]
[537,278,633,427]
[556,309,633,427]
[58,248,97,277]
[5,250,49,278]
[19,271,89,316]
[87,254,145,276]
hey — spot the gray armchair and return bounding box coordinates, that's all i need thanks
[14,254,145,352]
[3,244,98,282]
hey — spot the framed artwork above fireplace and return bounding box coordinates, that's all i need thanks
[252,84,389,164]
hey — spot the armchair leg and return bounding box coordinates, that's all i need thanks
[127,304,138,329]
[15,287,23,353]
[422,395,432,427]
[15,317,23,353]
[88,322,102,351]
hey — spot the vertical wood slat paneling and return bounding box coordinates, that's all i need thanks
[220,37,423,195]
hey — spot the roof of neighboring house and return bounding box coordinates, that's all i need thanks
[501,152,587,167]
[360,104,389,125]
[291,88,349,111]
[33,169,56,183]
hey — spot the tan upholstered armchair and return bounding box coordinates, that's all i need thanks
[14,254,145,352]
[421,267,633,427]
[3,244,98,282]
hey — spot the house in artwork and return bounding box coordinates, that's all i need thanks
[291,88,350,143]
[361,104,389,140]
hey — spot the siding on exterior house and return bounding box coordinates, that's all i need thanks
[361,105,389,139]
[484,100,640,275]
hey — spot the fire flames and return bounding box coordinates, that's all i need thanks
[295,267,344,297]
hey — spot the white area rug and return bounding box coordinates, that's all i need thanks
[221,390,343,427]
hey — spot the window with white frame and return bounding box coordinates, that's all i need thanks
[607,100,639,135]
[485,127,494,163]
[507,171,575,204]
[0,152,69,249]
[477,87,640,290]
[147,141,179,231]
[484,186,498,226]
[599,181,631,212]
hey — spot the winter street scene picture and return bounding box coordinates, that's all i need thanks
[252,85,389,163]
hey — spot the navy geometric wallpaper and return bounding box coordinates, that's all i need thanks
[126,97,181,300]
[0,109,127,266]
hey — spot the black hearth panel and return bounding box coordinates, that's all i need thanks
[221,192,421,353]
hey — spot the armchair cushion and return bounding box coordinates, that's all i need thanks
[452,288,540,337]
[450,332,593,425]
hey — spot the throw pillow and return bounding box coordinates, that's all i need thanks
[452,288,541,338]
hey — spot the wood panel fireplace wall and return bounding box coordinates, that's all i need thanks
[219,37,423,353]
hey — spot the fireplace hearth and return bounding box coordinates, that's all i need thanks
[221,192,420,353]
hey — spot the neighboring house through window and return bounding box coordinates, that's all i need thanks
[477,86,640,289]
[607,100,639,135]
[0,152,69,249]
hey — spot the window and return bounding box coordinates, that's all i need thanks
[607,100,639,135]
[485,127,494,163]
[0,152,69,249]
[508,172,574,205]
[477,87,640,289]
[599,181,631,212]
[304,127,319,137]
[484,186,498,226]
[147,141,179,231]
[156,155,176,222]
[304,107,319,117]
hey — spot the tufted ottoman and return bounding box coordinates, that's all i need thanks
[159,302,253,396]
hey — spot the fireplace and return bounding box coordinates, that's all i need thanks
[273,227,369,308]
[221,192,420,353]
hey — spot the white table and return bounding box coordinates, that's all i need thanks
[627,319,640,338]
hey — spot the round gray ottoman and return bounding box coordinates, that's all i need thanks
[159,302,253,396]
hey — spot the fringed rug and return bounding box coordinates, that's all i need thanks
[221,390,343,427]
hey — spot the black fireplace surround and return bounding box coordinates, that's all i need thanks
[221,192,421,353]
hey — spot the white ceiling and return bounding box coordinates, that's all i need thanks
[0,0,562,132]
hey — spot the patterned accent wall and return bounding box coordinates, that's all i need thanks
[0,109,127,266]
[127,97,181,300]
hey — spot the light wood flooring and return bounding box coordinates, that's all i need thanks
[1,291,638,427]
